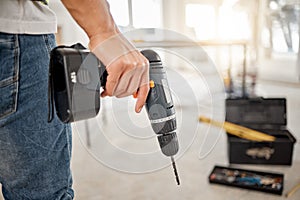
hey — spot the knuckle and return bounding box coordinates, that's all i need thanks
[144,58,150,65]
[116,95,123,98]
[120,60,130,68]
[136,61,148,72]
[125,61,137,70]
[116,88,126,95]
[106,91,113,96]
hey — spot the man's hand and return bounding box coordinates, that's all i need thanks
[102,51,149,113]
[90,34,150,113]
[61,0,150,113]
[89,33,150,113]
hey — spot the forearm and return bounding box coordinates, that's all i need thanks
[61,0,119,48]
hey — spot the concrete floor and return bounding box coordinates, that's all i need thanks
[70,60,300,200]
[70,86,300,200]
[0,57,299,200]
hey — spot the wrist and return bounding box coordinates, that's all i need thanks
[88,32,137,66]
[88,29,120,50]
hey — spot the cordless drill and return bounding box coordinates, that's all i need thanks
[141,50,180,185]
[48,44,180,184]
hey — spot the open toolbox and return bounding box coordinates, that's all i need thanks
[225,97,296,165]
[209,165,284,195]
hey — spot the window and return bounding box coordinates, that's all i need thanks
[185,3,251,40]
[185,4,216,40]
[217,7,251,40]
[107,0,130,26]
[132,0,162,28]
[107,0,162,28]
[271,19,299,53]
[266,0,300,53]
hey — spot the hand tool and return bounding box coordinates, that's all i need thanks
[48,44,180,185]
[199,116,276,142]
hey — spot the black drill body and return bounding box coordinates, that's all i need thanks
[141,50,179,157]
[141,50,180,185]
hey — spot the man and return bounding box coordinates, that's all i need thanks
[0,0,149,199]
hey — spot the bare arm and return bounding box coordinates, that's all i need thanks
[61,0,149,113]
[61,0,116,45]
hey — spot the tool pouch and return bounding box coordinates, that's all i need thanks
[48,43,107,123]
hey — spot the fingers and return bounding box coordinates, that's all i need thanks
[91,33,150,113]
[100,59,124,97]
[102,51,149,101]
[114,64,143,98]
[135,78,150,113]
[134,68,149,112]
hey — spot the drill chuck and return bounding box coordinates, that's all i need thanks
[157,132,179,157]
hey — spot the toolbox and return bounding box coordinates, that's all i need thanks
[225,97,296,165]
[208,165,284,195]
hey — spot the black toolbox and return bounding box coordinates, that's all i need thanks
[225,97,296,165]
[209,165,284,195]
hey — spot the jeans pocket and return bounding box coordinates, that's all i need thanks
[0,34,19,119]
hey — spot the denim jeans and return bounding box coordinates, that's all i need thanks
[0,33,74,199]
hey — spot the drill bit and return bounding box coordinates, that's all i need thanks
[171,156,180,185]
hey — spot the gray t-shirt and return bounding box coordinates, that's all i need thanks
[0,0,57,34]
